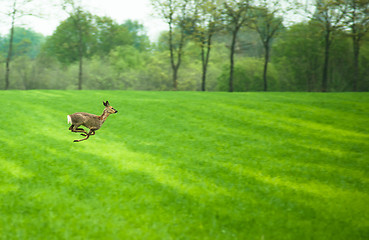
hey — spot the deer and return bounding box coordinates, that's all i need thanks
[67,101,118,142]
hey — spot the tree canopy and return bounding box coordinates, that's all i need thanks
[1,0,369,91]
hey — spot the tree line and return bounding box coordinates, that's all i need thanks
[1,0,369,91]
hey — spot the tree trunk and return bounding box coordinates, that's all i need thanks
[229,30,238,92]
[263,42,270,92]
[172,65,178,91]
[168,19,178,91]
[201,43,206,91]
[201,34,212,92]
[77,17,83,90]
[322,29,331,92]
[169,49,180,91]
[352,36,360,92]
[78,50,83,90]
[5,2,16,90]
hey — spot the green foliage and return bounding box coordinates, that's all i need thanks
[110,46,145,71]
[329,34,353,91]
[83,56,117,90]
[122,20,151,51]
[43,11,96,65]
[273,23,323,91]
[360,38,369,91]
[43,13,151,65]
[273,22,369,92]
[1,2,369,91]
[0,91,368,239]
[217,57,279,91]
[108,46,172,90]
[91,16,133,57]
[251,4,284,43]
[0,27,44,59]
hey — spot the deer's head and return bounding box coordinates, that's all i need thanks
[103,101,118,114]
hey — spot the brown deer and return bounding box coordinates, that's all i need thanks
[67,101,118,142]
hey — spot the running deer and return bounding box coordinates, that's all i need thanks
[67,101,118,142]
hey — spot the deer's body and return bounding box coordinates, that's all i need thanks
[68,112,106,130]
[68,101,118,142]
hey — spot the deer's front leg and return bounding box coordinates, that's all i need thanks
[74,129,95,142]
[80,130,96,137]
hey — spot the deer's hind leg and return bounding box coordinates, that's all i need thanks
[81,130,95,137]
[70,124,88,135]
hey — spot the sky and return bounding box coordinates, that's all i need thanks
[0,0,168,42]
[0,0,310,42]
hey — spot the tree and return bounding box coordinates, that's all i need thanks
[0,27,44,59]
[310,0,347,92]
[91,17,134,56]
[193,0,222,91]
[273,23,323,91]
[122,20,151,51]
[251,0,284,91]
[223,0,253,92]
[46,0,98,90]
[61,0,92,90]
[1,0,40,89]
[344,0,369,91]
[44,10,95,63]
[152,0,198,90]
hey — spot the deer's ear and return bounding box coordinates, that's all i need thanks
[106,101,110,106]
[103,101,107,106]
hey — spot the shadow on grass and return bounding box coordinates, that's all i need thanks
[1,122,369,239]
[0,132,260,239]
[94,97,369,239]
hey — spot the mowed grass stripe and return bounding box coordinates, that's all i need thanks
[0,90,368,239]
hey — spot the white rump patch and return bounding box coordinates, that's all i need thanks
[67,115,72,124]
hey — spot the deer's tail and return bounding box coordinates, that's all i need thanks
[67,115,72,124]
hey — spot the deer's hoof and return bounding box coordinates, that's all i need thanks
[73,140,79,142]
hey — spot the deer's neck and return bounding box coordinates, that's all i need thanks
[99,110,110,123]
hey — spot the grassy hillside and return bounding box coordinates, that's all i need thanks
[0,90,368,239]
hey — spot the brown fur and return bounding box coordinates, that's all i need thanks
[68,101,117,142]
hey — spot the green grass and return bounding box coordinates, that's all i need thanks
[0,90,368,240]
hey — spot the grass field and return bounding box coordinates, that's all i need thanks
[0,90,368,239]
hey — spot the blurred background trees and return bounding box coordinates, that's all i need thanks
[0,0,368,91]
